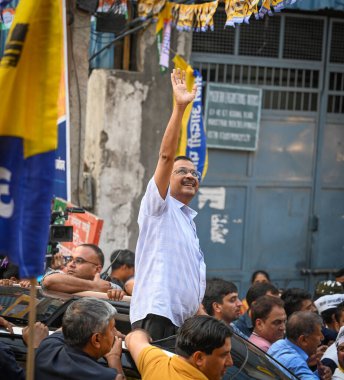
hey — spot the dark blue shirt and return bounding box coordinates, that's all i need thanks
[35,332,118,380]
[233,312,253,337]
[0,341,25,380]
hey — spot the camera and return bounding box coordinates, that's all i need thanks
[49,225,73,243]
[47,207,85,256]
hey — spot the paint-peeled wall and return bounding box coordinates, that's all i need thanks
[84,71,147,260]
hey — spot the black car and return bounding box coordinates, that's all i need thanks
[0,286,298,379]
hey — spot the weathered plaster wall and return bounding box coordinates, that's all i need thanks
[67,3,90,205]
[83,24,193,262]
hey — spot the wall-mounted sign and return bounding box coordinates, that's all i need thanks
[204,83,262,151]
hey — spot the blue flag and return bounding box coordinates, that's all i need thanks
[186,69,208,179]
[0,138,55,278]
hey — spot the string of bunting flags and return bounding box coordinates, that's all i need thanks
[139,0,300,31]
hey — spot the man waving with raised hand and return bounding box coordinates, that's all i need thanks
[130,69,206,341]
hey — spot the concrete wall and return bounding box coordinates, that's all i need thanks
[82,24,193,263]
[67,3,90,205]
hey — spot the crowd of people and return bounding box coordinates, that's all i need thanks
[1,69,344,380]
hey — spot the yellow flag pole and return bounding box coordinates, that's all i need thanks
[26,279,37,380]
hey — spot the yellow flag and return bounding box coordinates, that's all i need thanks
[0,0,62,158]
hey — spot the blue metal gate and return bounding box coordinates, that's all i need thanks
[190,11,344,296]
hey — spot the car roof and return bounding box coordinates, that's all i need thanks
[0,285,299,379]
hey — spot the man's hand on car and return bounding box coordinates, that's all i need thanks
[22,322,49,348]
[107,288,125,301]
[0,316,14,333]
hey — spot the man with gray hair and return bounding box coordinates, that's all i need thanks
[268,311,331,380]
[35,297,125,379]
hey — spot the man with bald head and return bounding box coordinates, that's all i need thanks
[130,69,205,341]
[268,311,331,379]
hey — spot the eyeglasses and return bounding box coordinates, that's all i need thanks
[172,167,201,180]
[66,256,99,266]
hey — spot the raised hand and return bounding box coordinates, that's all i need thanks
[171,68,197,107]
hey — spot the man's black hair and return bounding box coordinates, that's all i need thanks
[175,315,232,357]
[174,155,193,163]
[79,243,104,267]
[203,278,238,316]
[321,308,337,325]
[281,288,312,318]
[246,282,279,308]
[335,301,344,323]
[250,295,285,326]
[334,268,344,279]
[251,270,271,284]
[110,249,135,270]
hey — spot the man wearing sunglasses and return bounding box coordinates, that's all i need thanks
[42,243,124,299]
[130,69,206,341]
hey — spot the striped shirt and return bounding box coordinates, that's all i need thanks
[130,178,206,327]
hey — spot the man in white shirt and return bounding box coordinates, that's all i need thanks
[130,69,206,341]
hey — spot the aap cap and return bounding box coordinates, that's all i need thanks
[314,294,344,314]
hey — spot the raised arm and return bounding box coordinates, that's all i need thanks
[125,329,151,366]
[154,69,196,199]
[42,273,110,293]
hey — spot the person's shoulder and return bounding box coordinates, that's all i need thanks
[332,368,344,380]
[140,177,169,217]
[268,339,287,355]
[37,331,64,351]
[41,269,65,281]
[138,346,167,369]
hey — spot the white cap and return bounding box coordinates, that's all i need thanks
[336,326,344,347]
[314,294,344,314]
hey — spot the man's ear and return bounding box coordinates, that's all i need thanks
[96,265,102,274]
[297,334,307,349]
[213,301,222,313]
[192,351,206,368]
[255,318,263,332]
[90,332,101,349]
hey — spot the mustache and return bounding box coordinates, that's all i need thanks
[181,178,197,186]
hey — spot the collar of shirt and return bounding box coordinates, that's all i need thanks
[170,196,198,220]
[242,312,253,329]
[173,356,208,379]
[285,338,309,361]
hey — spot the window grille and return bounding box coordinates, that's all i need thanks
[239,17,280,58]
[191,10,235,54]
[328,71,344,113]
[283,16,324,61]
[192,13,344,114]
[330,21,344,64]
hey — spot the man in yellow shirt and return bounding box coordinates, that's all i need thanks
[125,315,233,380]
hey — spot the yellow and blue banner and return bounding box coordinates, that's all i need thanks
[54,0,70,201]
[0,0,62,278]
[173,55,208,179]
